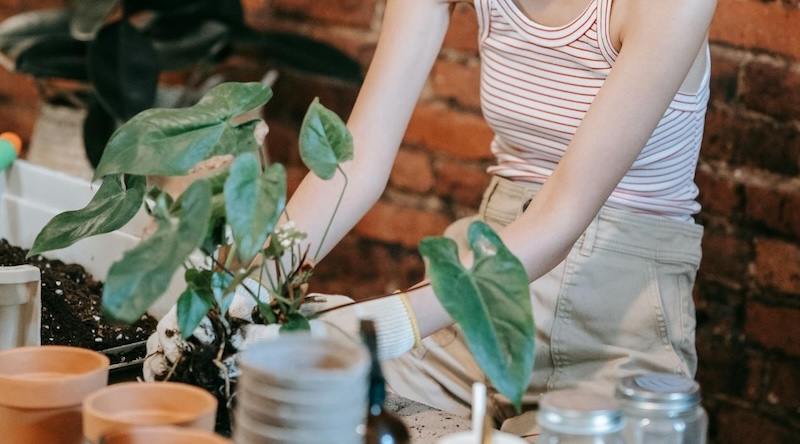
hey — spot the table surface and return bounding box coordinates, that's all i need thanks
[386,393,473,443]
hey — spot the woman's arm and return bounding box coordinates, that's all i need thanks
[408,0,717,337]
[282,0,456,262]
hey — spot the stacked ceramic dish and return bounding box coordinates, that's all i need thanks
[235,334,370,444]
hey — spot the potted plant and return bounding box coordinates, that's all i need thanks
[0,0,361,174]
[28,81,535,434]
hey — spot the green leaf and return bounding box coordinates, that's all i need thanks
[27,175,146,257]
[224,154,286,263]
[0,9,71,56]
[211,271,235,316]
[88,21,159,121]
[419,221,535,411]
[102,180,212,324]
[299,97,353,180]
[94,82,272,179]
[15,35,88,81]
[150,19,230,72]
[280,313,310,332]
[176,286,214,340]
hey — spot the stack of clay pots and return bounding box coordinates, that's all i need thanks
[235,334,371,444]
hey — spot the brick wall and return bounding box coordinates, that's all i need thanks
[1,0,798,442]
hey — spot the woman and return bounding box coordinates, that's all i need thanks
[283,0,717,432]
[151,0,717,436]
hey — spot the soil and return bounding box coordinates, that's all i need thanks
[0,239,157,365]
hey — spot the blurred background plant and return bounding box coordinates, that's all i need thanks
[0,0,362,168]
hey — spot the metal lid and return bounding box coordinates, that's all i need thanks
[615,373,701,412]
[537,389,625,435]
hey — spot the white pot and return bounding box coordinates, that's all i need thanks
[0,159,183,319]
[0,265,40,350]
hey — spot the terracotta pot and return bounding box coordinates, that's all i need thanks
[0,345,110,444]
[101,425,232,444]
[0,265,41,350]
[82,381,217,443]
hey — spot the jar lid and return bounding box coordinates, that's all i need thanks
[615,373,701,412]
[537,389,625,435]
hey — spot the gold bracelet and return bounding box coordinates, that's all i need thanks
[394,290,421,349]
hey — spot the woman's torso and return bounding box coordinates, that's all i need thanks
[474,0,710,221]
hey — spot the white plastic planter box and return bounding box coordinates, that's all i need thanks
[0,159,181,322]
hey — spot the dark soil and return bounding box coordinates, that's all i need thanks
[0,239,157,365]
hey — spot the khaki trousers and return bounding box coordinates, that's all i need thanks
[384,176,703,438]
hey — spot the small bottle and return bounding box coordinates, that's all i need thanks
[615,373,708,444]
[361,319,411,444]
[536,389,626,443]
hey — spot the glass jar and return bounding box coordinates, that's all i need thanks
[536,389,626,443]
[615,373,708,444]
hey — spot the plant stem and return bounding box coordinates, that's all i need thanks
[314,166,348,260]
[224,243,237,270]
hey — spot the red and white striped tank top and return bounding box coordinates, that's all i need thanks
[475,0,710,220]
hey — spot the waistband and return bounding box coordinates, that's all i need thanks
[479,176,704,265]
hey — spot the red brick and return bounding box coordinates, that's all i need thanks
[744,179,800,239]
[272,0,378,28]
[744,351,764,402]
[701,109,734,162]
[0,1,20,10]
[443,2,479,54]
[431,59,481,111]
[0,102,37,149]
[354,201,452,249]
[695,163,741,216]
[709,48,741,104]
[0,70,38,104]
[434,161,491,209]
[389,148,434,194]
[265,119,300,166]
[745,301,800,356]
[702,109,800,175]
[699,233,751,283]
[765,359,800,410]
[710,0,800,60]
[404,102,494,160]
[753,238,800,295]
[716,406,799,444]
[741,60,800,122]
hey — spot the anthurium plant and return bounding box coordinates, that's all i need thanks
[28,81,534,412]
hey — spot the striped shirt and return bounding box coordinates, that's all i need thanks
[475,0,710,220]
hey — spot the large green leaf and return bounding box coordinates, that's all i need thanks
[419,221,535,411]
[298,97,353,180]
[224,154,286,263]
[0,9,71,56]
[88,20,159,121]
[14,35,88,80]
[94,82,272,179]
[27,174,146,258]
[149,19,229,72]
[103,180,212,324]
[230,30,362,83]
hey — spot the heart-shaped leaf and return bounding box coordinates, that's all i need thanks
[88,21,159,121]
[211,271,235,316]
[176,286,215,340]
[0,9,71,56]
[103,180,211,324]
[299,97,353,180]
[224,154,286,263]
[94,82,272,179]
[27,174,146,258]
[419,221,535,411]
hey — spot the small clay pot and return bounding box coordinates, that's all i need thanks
[100,425,232,444]
[0,345,110,444]
[82,381,217,444]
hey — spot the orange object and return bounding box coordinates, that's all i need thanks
[0,132,22,155]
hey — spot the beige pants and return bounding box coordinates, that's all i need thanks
[384,176,703,438]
